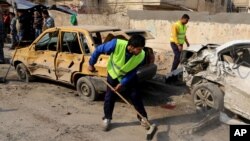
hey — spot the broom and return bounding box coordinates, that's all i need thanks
[101,79,157,140]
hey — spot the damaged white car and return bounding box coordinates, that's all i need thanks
[181,40,250,124]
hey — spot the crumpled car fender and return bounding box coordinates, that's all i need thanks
[187,71,224,87]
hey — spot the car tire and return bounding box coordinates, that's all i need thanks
[191,82,224,113]
[76,77,97,101]
[16,63,32,82]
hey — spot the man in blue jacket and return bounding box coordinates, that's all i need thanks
[88,35,149,131]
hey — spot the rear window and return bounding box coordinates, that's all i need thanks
[125,31,154,40]
[126,32,146,37]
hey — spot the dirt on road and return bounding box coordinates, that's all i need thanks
[0,47,229,141]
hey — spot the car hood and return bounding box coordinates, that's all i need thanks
[184,45,204,53]
[184,44,219,53]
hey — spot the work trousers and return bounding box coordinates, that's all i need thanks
[35,29,42,38]
[104,74,148,120]
[0,22,4,63]
[18,30,24,41]
[170,42,183,71]
[11,33,18,49]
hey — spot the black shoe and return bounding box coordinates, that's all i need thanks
[0,60,4,64]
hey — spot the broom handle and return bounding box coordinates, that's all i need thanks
[4,39,21,80]
[102,79,151,126]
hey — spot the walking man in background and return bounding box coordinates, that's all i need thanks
[170,14,190,72]
[3,11,10,42]
[9,12,18,49]
[0,10,4,63]
[16,10,27,41]
[33,11,43,38]
[88,35,150,131]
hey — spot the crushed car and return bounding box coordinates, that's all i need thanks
[180,40,250,124]
[12,25,157,101]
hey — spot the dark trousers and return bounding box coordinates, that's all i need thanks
[11,33,18,49]
[104,74,148,120]
[170,42,182,71]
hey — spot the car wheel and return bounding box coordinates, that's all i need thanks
[76,77,97,101]
[16,63,32,82]
[191,82,224,113]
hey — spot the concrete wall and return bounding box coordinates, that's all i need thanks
[49,10,130,29]
[49,10,250,72]
[50,9,250,49]
[51,10,250,48]
[128,10,250,50]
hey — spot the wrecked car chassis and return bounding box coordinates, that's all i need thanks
[12,26,157,102]
[181,41,250,124]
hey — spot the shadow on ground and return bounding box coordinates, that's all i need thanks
[0,108,18,113]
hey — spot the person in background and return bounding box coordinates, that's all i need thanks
[3,11,10,41]
[0,10,4,64]
[42,10,54,31]
[169,14,190,72]
[9,12,18,49]
[33,11,43,38]
[16,10,26,41]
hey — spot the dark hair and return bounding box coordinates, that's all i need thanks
[128,35,145,48]
[9,12,15,16]
[182,14,190,20]
[42,9,49,16]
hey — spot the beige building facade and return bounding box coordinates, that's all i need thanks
[232,0,250,12]
[28,0,229,14]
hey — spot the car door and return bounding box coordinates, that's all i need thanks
[27,29,59,79]
[222,44,250,120]
[80,32,109,77]
[55,30,84,82]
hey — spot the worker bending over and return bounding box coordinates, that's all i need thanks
[88,35,149,131]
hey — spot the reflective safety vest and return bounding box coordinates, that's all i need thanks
[170,21,187,44]
[107,39,145,81]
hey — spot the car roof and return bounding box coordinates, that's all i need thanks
[216,40,250,54]
[57,25,121,32]
[121,29,155,40]
[122,29,149,33]
[185,40,250,53]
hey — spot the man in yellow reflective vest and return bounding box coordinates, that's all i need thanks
[88,35,149,131]
[170,14,190,72]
